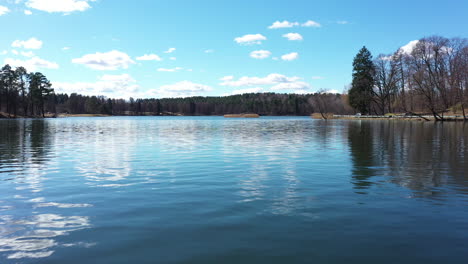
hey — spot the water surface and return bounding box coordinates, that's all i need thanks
[0,117,467,263]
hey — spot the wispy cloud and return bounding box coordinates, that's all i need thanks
[220,73,310,91]
[302,20,321,27]
[250,50,271,59]
[164,48,176,53]
[228,87,264,95]
[234,34,267,45]
[136,54,162,61]
[281,52,299,61]
[25,0,95,14]
[72,50,135,70]
[268,20,299,29]
[282,33,303,41]
[12,38,43,49]
[268,20,321,29]
[4,56,59,71]
[147,81,213,98]
[0,6,10,16]
[54,74,139,99]
[157,67,183,72]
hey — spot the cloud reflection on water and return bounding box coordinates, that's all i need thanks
[0,120,94,260]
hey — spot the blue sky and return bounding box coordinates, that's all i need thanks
[0,0,467,98]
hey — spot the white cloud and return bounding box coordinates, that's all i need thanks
[25,0,94,13]
[234,34,267,45]
[136,54,162,61]
[62,47,71,50]
[337,21,348,25]
[157,67,183,72]
[269,20,321,29]
[220,73,311,92]
[282,33,303,41]
[164,48,176,53]
[268,20,299,29]
[12,38,43,49]
[399,40,419,55]
[147,81,213,98]
[250,50,271,59]
[24,9,33,15]
[204,49,214,53]
[0,50,7,55]
[281,52,299,61]
[169,57,176,60]
[302,20,321,27]
[294,89,310,94]
[271,81,310,90]
[53,74,139,98]
[4,56,59,71]
[220,73,300,86]
[0,6,10,16]
[21,51,35,57]
[325,89,340,94]
[12,50,19,55]
[230,87,264,95]
[72,50,135,70]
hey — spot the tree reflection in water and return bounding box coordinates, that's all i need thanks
[0,120,93,260]
[347,120,468,198]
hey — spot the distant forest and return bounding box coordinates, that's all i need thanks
[1,35,466,119]
[0,65,352,117]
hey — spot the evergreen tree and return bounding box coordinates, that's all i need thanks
[15,67,29,116]
[349,46,375,114]
[29,72,53,117]
[1,64,17,116]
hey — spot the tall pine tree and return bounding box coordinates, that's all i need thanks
[349,46,375,114]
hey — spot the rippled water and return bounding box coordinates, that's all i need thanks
[0,117,467,263]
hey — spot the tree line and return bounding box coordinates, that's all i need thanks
[0,66,352,117]
[53,92,352,116]
[348,35,468,121]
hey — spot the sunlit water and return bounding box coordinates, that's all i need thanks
[0,117,467,263]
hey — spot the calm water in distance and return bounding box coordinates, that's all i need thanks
[0,117,467,264]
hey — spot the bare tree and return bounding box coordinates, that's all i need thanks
[447,38,468,120]
[408,37,452,121]
[312,90,330,119]
[373,54,400,114]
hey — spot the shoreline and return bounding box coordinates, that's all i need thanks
[311,113,468,122]
[2,112,467,121]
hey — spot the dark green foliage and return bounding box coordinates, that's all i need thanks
[0,63,353,117]
[0,65,55,117]
[29,72,53,117]
[349,46,375,114]
[56,93,319,116]
[43,92,352,116]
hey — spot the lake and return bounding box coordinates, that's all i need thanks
[0,117,467,263]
